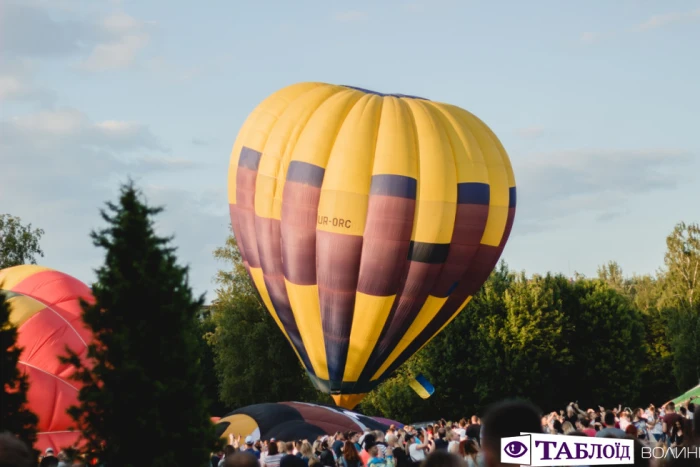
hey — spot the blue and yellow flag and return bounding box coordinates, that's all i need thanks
[409,374,435,399]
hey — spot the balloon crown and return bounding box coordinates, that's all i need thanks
[340,84,430,101]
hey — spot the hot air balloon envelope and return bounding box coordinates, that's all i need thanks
[0,265,95,451]
[228,82,516,409]
[215,402,403,442]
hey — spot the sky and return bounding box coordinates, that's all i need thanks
[1,0,699,303]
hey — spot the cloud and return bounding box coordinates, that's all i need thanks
[581,8,700,43]
[1,107,221,297]
[0,70,54,104]
[81,13,151,72]
[633,8,700,32]
[517,127,545,139]
[511,148,696,235]
[191,138,210,147]
[0,3,151,71]
[405,2,424,12]
[580,31,603,44]
[0,2,92,58]
[333,10,368,22]
[2,108,163,152]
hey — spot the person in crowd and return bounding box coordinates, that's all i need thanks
[300,440,317,465]
[595,410,626,438]
[318,440,335,467]
[576,417,597,437]
[632,408,649,442]
[669,418,686,448]
[561,421,575,435]
[359,434,376,466]
[433,428,449,451]
[663,401,683,445]
[422,451,468,467]
[480,399,542,467]
[550,418,563,435]
[465,417,480,445]
[455,420,467,440]
[366,445,394,467]
[281,441,307,467]
[40,448,59,467]
[408,431,429,464]
[220,445,238,467]
[56,450,71,467]
[263,440,285,467]
[332,432,346,460]
[647,407,664,442]
[447,430,460,454]
[342,440,363,467]
[391,433,412,467]
[242,435,261,459]
[348,432,362,453]
[294,440,304,458]
[225,451,261,467]
[0,433,35,467]
[687,399,696,421]
[619,409,632,432]
[458,439,479,467]
[374,431,388,457]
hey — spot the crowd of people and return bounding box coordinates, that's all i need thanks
[211,398,700,467]
[3,398,699,466]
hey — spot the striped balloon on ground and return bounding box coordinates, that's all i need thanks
[227,82,516,409]
[0,265,95,452]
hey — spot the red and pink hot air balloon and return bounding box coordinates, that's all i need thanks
[0,265,95,452]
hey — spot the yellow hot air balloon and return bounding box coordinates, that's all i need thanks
[227,83,516,409]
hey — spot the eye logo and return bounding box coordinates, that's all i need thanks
[504,441,528,458]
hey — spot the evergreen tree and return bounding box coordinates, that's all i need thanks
[0,290,39,452]
[62,182,218,466]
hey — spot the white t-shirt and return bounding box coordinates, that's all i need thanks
[448,441,460,453]
[409,444,426,462]
[264,453,284,467]
[620,419,631,431]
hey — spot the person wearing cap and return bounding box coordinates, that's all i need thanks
[39,448,58,467]
[241,435,261,459]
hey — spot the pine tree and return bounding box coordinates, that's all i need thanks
[0,289,39,452]
[62,182,218,466]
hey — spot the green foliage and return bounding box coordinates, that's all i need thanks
[210,233,329,409]
[363,262,647,420]
[659,222,700,392]
[197,311,227,416]
[0,214,44,269]
[61,182,219,467]
[0,290,39,453]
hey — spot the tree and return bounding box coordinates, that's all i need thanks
[659,222,700,391]
[197,310,227,416]
[0,214,44,269]
[0,290,39,452]
[61,182,218,466]
[562,277,645,407]
[210,233,326,409]
[361,262,648,421]
[628,274,675,404]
